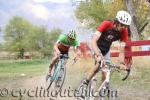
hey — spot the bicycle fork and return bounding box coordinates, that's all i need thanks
[91,69,111,100]
[100,69,117,100]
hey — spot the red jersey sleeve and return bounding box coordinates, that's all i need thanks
[120,28,128,42]
[96,21,112,32]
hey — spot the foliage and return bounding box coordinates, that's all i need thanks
[0,43,2,50]
[142,23,150,39]
[75,0,108,29]
[4,16,31,58]
[74,0,150,39]
[132,0,149,31]
[39,28,62,57]
[75,0,125,29]
[4,16,61,58]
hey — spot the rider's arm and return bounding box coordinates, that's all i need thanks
[118,29,128,69]
[119,28,128,63]
[92,20,110,56]
[118,42,126,64]
[73,40,81,57]
[73,46,80,59]
[118,42,128,70]
[54,41,60,53]
[91,31,101,56]
[54,34,65,53]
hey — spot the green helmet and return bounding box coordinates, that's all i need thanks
[68,30,77,40]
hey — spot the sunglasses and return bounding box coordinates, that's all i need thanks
[120,23,128,28]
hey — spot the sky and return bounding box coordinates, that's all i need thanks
[0,0,91,42]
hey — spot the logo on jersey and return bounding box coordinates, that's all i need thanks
[106,35,114,41]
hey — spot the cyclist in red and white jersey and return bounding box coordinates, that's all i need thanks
[81,10,132,88]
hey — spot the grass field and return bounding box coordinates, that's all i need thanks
[0,59,49,78]
[0,56,150,100]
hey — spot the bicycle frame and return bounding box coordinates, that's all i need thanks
[76,57,131,100]
[51,55,67,81]
[46,54,68,91]
[93,55,130,81]
[91,64,115,98]
[99,66,111,89]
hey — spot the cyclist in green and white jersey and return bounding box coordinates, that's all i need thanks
[47,30,81,76]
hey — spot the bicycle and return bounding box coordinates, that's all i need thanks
[76,59,131,100]
[46,54,69,94]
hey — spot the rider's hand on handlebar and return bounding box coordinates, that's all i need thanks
[119,63,128,70]
[95,53,102,60]
[95,53,105,66]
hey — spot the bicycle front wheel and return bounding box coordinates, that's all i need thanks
[54,66,66,93]
[46,60,59,90]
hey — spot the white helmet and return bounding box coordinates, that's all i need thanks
[67,30,77,40]
[116,10,132,26]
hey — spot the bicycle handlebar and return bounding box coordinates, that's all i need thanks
[102,63,131,81]
[122,69,130,81]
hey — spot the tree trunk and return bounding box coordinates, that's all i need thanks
[124,0,139,40]
[19,48,24,59]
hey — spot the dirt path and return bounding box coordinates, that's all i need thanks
[2,73,148,100]
[1,57,150,100]
[22,75,75,100]
[0,73,150,100]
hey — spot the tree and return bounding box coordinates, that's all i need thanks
[124,0,139,40]
[74,0,125,29]
[4,16,32,58]
[0,43,1,47]
[24,26,48,50]
[40,28,62,57]
[124,0,150,40]
[74,0,150,40]
[4,16,62,58]
[75,0,108,29]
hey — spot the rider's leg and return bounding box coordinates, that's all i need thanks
[82,50,110,85]
[102,51,110,82]
[85,51,110,83]
[81,58,101,92]
[48,51,59,75]
[63,53,68,66]
[64,58,68,65]
[86,62,100,82]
